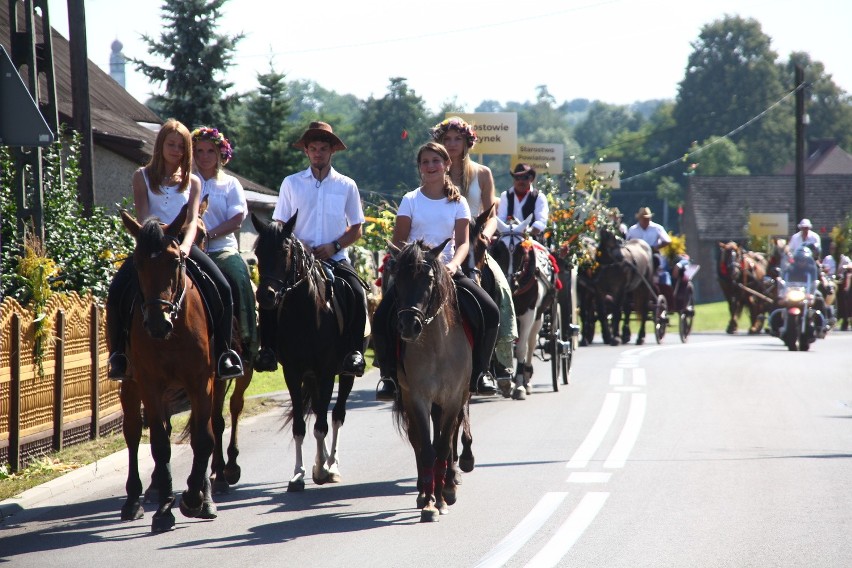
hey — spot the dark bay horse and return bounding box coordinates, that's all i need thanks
[491,216,555,399]
[595,229,654,345]
[252,212,355,492]
[118,206,217,532]
[388,239,472,522]
[717,241,770,334]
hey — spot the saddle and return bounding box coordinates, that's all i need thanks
[322,260,371,337]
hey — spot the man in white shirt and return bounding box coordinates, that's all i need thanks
[788,218,822,257]
[626,206,672,285]
[254,122,368,377]
[497,164,549,238]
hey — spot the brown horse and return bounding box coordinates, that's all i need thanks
[117,206,217,533]
[717,242,770,334]
[388,239,472,522]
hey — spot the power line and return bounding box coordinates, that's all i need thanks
[620,83,805,184]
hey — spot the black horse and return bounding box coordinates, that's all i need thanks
[594,228,655,345]
[252,212,356,491]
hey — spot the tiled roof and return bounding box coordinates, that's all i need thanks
[687,175,852,239]
[778,140,852,175]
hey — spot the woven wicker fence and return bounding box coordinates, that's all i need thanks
[0,292,122,472]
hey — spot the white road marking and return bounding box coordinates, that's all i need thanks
[566,393,621,469]
[567,472,612,483]
[632,367,647,386]
[604,393,647,469]
[614,386,641,393]
[473,492,569,568]
[609,368,624,385]
[523,492,610,568]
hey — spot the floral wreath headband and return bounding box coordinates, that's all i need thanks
[191,126,233,164]
[430,117,478,149]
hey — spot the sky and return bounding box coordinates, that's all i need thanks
[47,0,851,113]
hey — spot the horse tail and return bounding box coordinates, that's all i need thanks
[391,399,410,438]
[282,387,315,428]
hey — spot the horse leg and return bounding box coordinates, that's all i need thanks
[323,373,354,483]
[179,388,217,520]
[222,369,252,486]
[457,399,474,473]
[523,316,543,395]
[210,379,229,495]
[120,383,144,521]
[287,378,307,492]
[312,373,336,485]
[146,406,177,533]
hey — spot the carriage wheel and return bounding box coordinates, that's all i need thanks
[678,284,695,343]
[549,301,561,392]
[560,311,572,386]
[654,294,668,344]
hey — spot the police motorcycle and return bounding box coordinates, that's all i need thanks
[768,247,827,351]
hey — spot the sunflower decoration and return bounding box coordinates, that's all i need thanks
[664,232,687,264]
[361,201,398,254]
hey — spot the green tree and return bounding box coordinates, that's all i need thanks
[574,101,644,157]
[692,136,750,175]
[785,52,852,151]
[343,78,431,200]
[132,0,243,127]
[672,16,793,174]
[229,63,302,189]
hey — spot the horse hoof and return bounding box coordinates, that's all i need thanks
[497,378,512,398]
[121,500,144,521]
[211,477,230,496]
[288,478,305,492]
[198,500,218,520]
[327,471,342,483]
[437,500,450,515]
[635,338,645,346]
[524,383,532,395]
[416,492,429,509]
[143,487,158,504]
[312,465,329,486]
[179,493,204,518]
[420,505,440,523]
[223,464,241,485]
[151,510,175,533]
[512,387,526,400]
[459,456,474,473]
[442,486,457,506]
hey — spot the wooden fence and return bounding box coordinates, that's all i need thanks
[0,292,122,472]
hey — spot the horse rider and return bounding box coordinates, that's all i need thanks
[626,206,672,286]
[254,121,368,379]
[788,218,822,258]
[496,163,549,241]
[106,118,243,382]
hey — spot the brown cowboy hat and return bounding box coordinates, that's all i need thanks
[635,206,653,219]
[511,163,536,180]
[292,121,347,151]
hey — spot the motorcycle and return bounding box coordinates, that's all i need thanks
[768,251,826,351]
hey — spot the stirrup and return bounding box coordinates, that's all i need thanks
[375,377,398,401]
[217,350,244,381]
[474,372,497,395]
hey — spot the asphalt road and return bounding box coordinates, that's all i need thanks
[2,331,852,567]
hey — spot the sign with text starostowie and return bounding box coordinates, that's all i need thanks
[511,143,564,175]
[447,112,517,155]
[749,213,789,237]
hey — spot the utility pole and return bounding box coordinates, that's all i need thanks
[794,64,806,225]
[68,0,95,215]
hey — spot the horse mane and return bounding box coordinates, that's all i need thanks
[398,241,459,326]
[254,219,324,310]
[137,218,168,254]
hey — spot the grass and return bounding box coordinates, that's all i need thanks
[0,349,376,502]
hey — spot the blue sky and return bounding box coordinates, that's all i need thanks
[49,0,851,112]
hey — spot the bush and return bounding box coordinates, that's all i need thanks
[1,127,133,303]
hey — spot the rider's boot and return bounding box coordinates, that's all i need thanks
[254,346,278,372]
[342,350,366,376]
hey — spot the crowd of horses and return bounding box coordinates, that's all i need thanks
[112,204,716,531]
[715,240,852,336]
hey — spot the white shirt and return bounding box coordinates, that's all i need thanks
[273,166,365,262]
[822,254,851,276]
[496,188,549,233]
[788,230,821,257]
[626,221,671,250]
[199,172,246,253]
[141,168,193,224]
[397,188,471,264]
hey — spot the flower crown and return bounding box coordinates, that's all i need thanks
[430,116,478,148]
[191,126,233,164]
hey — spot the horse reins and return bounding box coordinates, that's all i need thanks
[397,261,442,326]
[141,235,187,322]
[260,238,320,306]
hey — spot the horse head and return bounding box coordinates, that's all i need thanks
[597,228,625,264]
[252,210,317,310]
[491,214,533,283]
[389,238,455,342]
[717,241,742,280]
[121,205,189,339]
[464,205,494,286]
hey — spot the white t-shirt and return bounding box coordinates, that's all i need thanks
[141,168,193,224]
[397,188,471,264]
[626,221,671,250]
[199,172,247,253]
[822,254,851,276]
[273,166,365,262]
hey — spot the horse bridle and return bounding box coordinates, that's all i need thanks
[141,235,187,322]
[259,238,318,307]
[397,261,442,327]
